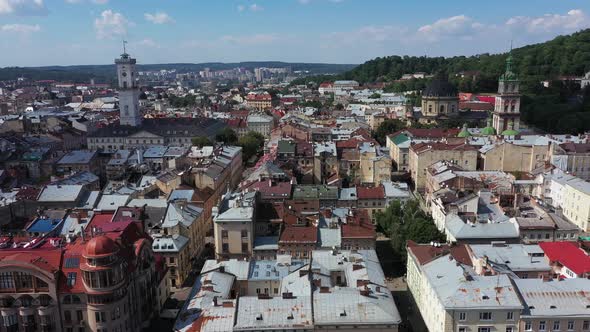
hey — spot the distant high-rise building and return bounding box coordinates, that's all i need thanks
[254,67,265,82]
[493,51,521,136]
[115,50,142,127]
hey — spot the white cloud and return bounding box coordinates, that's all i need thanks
[417,15,485,42]
[136,38,160,48]
[65,0,108,4]
[298,0,343,4]
[322,24,409,48]
[0,23,40,33]
[94,10,130,39]
[249,4,263,12]
[144,11,174,24]
[506,9,589,34]
[237,3,263,12]
[0,0,46,15]
[221,33,278,45]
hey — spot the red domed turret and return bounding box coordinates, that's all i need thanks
[84,235,119,258]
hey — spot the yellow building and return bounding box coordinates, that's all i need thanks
[409,142,478,191]
[420,79,459,124]
[480,141,547,173]
[359,142,392,185]
[562,180,590,231]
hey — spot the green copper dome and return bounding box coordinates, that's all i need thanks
[500,52,518,81]
[501,129,520,136]
[481,118,496,135]
[457,124,471,138]
[481,126,496,136]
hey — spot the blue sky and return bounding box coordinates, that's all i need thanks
[1,0,590,66]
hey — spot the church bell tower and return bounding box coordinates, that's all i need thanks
[115,42,142,127]
[493,48,520,136]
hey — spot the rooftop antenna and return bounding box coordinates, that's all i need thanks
[122,40,128,55]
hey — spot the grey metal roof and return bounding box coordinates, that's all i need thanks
[38,185,84,202]
[96,194,130,211]
[445,213,520,240]
[152,234,189,252]
[469,244,550,272]
[422,255,523,310]
[515,278,590,317]
[234,296,313,331]
[57,150,97,164]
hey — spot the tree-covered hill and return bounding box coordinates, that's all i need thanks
[347,29,590,83]
[294,29,590,87]
[0,61,357,83]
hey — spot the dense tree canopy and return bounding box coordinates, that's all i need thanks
[215,127,238,145]
[191,136,213,148]
[238,131,266,162]
[376,199,445,268]
[168,94,197,108]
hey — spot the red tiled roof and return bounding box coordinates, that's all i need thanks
[296,142,313,157]
[402,128,461,139]
[459,101,493,111]
[0,251,62,275]
[246,93,272,101]
[230,110,250,119]
[336,136,378,150]
[227,118,247,128]
[279,225,318,244]
[406,240,471,266]
[341,210,375,239]
[539,242,590,276]
[356,186,385,200]
[475,95,496,105]
[319,82,333,88]
[459,92,474,101]
[243,180,292,199]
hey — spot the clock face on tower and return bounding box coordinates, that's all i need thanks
[122,72,127,77]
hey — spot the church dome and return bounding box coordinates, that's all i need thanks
[480,118,496,136]
[423,80,458,98]
[84,235,119,258]
[457,124,471,138]
[480,126,496,136]
[501,129,519,136]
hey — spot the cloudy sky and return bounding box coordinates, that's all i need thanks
[1,0,590,66]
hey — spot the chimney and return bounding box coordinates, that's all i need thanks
[352,264,363,271]
[213,296,218,307]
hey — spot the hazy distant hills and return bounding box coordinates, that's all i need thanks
[0,61,358,83]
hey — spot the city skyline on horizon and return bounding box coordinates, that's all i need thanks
[1,0,590,67]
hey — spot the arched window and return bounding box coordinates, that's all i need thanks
[428,104,432,113]
[440,105,445,114]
